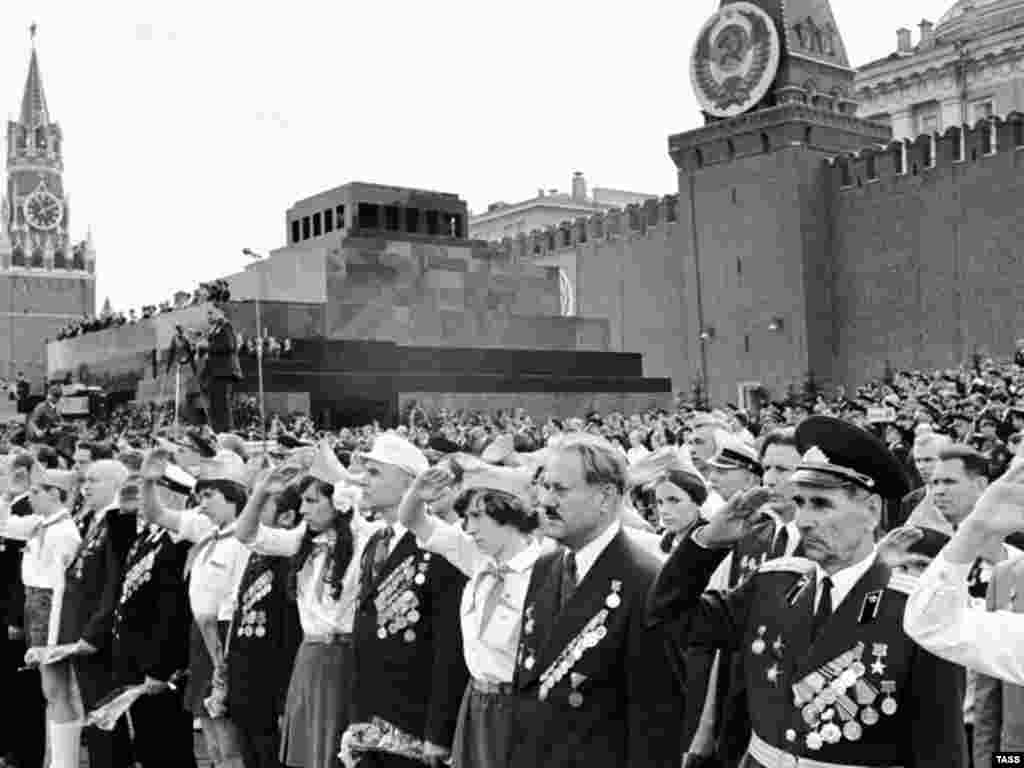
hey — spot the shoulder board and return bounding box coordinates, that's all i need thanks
[758,556,816,575]
[886,572,919,596]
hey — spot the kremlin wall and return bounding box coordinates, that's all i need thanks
[39,0,1024,419]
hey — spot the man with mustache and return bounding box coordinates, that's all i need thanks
[509,432,683,768]
[649,416,967,768]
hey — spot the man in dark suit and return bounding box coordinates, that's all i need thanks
[649,416,967,768]
[110,479,196,768]
[55,459,136,768]
[0,453,46,768]
[508,433,683,768]
[200,306,241,433]
[349,433,469,767]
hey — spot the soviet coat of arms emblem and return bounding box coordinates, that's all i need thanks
[690,2,781,119]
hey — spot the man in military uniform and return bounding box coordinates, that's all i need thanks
[649,416,967,768]
[350,434,468,767]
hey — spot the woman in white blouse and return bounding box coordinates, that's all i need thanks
[235,463,377,768]
[398,460,542,768]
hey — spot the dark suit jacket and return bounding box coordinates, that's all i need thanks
[58,507,136,708]
[202,321,240,381]
[111,525,192,685]
[974,555,1024,767]
[1,495,33,631]
[227,553,301,722]
[648,538,966,768]
[351,530,468,749]
[510,528,683,768]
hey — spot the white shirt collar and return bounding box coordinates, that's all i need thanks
[815,551,876,612]
[574,520,622,583]
[490,539,542,575]
[391,520,407,541]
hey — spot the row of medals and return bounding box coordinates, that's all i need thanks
[375,554,431,643]
[120,549,157,605]
[786,641,897,751]
[537,580,622,707]
[237,572,274,638]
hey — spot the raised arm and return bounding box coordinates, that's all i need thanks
[400,466,483,578]
[234,467,305,557]
[139,451,186,533]
[398,465,457,543]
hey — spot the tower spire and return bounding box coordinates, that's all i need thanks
[19,25,50,129]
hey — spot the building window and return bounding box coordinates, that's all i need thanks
[912,101,940,136]
[31,248,44,268]
[866,153,878,180]
[323,209,334,233]
[358,203,380,230]
[302,216,311,240]
[384,205,400,231]
[450,214,463,239]
[405,208,419,233]
[291,220,301,243]
[312,212,322,237]
[71,249,84,270]
[53,250,66,269]
[336,205,345,229]
[972,99,994,122]
[11,247,25,267]
[425,210,440,236]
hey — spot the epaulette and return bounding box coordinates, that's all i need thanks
[758,556,816,575]
[886,571,919,596]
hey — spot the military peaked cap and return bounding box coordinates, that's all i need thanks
[793,416,910,500]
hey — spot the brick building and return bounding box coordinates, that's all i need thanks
[0,34,95,384]
[506,0,1024,408]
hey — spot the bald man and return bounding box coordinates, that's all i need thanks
[55,459,136,768]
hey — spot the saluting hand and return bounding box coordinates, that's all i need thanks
[964,457,1024,539]
[695,487,776,549]
[423,741,451,767]
[411,466,456,504]
[876,527,932,574]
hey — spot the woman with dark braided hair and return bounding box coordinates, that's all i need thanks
[235,458,381,768]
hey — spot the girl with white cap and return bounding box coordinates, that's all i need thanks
[397,457,542,768]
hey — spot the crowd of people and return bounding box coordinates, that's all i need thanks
[2,351,1024,768]
[54,280,232,341]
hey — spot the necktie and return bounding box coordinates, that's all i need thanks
[559,551,578,614]
[811,575,833,641]
[476,563,511,639]
[370,527,394,583]
[772,525,790,559]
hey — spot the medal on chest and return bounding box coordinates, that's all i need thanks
[788,637,900,751]
[237,570,274,639]
[374,553,430,643]
[537,579,622,703]
[119,548,158,606]
[71,520,107,580]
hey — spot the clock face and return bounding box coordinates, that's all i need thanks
[23,189,63,231]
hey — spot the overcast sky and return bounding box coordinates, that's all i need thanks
[0,0,949,312]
